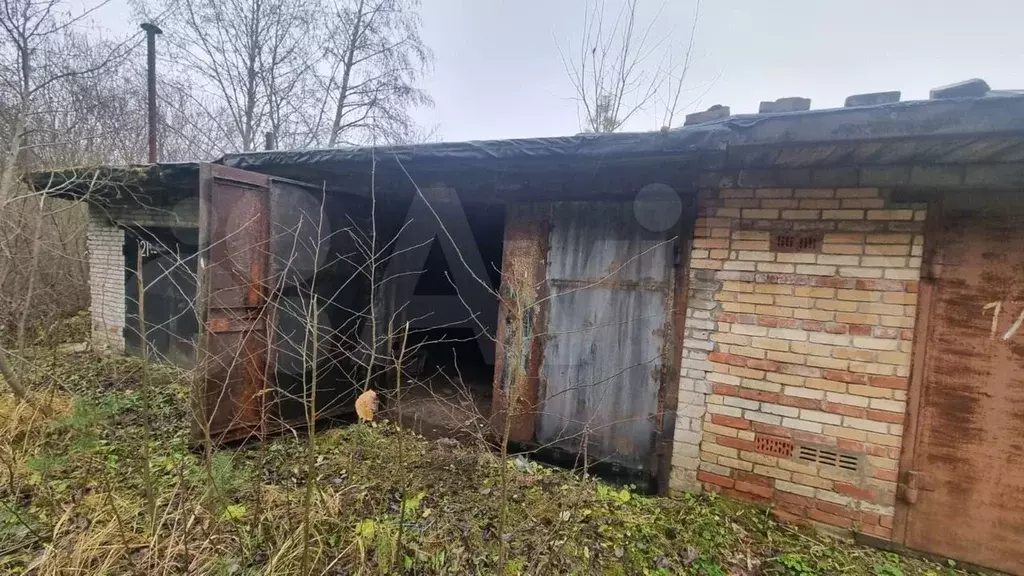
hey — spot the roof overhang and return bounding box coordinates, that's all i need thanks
[29,94,1024,208]
[27,162,200,208]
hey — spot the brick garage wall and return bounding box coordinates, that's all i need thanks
[87,206,126,353]
[670,272,716,493]
[671,186,926,539]
[84,203,199,354]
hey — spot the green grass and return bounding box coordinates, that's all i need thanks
[0,351,969,575]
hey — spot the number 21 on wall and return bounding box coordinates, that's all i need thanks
[983,301,1024,340]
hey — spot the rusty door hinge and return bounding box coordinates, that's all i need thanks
[897,470,933,505]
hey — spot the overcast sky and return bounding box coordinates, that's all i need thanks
[413,0,1024,141]
[93,0,1024,143]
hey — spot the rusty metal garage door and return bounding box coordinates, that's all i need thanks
[196,164,354,444]
[195,164,274,443]
[899,192,1024,574]
[535,202,678,474]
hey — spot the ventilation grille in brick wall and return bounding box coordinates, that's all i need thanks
[796,444,860,471]
[754,435,793,457]
[771,232,822,253]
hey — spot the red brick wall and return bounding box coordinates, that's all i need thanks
[672,186,926,539]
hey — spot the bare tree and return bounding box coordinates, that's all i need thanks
[0,0,135,405]
[135,0,432,151]
[0,1,134,197]
[561,0,700,133]
[0,2,228,390]
[656,0,702,129]
[134,0,313,152]
[308,0,433,147]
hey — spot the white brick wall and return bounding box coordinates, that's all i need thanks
[671,186,924,539]
[85,201,199,355]
[669,267,717,492]
[87,206,125,353]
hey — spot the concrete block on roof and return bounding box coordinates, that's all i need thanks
[929,78,990,99]
[844,91,901,107]
[758,97,811,114]
[684,104,730,126]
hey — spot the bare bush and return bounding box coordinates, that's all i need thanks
[0,0,138,404]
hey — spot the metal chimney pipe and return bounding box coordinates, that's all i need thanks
[264,131,276,151]
[141,23,162,163]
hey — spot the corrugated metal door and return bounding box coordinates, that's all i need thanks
[195,164,274,444]
[901,192,1024,574]
[537,202,675,473]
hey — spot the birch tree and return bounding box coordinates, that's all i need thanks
[136,0,432,151]
[309,0,432,147]
[562,0,701,133]
[135,0,313,152]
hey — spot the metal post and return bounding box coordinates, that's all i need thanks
[141,23,162,163]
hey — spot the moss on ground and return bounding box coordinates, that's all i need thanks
[0,351,969,575]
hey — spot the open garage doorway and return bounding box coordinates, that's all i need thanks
[195,166,507,443]
[375,193,505,441]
